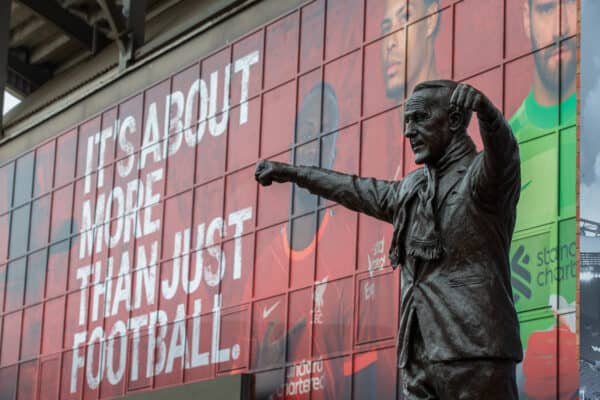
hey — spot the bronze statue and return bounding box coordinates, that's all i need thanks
[255,80,523,399]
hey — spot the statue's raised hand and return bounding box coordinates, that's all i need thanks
[450,83,493,116]
[255,160,297,186]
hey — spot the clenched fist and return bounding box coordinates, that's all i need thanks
[255,160,298,186]
[450,83,494,118]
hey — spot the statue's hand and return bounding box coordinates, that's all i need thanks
[450,83,493,116]
[255,160,297,186]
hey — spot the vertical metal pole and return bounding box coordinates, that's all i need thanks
[119,0,146,69]
[125,0,146,49]
[0,0,12,137]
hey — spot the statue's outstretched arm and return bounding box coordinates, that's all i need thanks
[255,161,399,223]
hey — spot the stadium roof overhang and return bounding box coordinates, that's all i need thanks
[0,0,253,141]
[0,0,155,128]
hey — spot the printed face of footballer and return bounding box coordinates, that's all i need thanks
[381,0,437,99]
[525,0,577,96]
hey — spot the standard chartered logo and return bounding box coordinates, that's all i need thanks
[511,245,532,304]
[510,238,576,306]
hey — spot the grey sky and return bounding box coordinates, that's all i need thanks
[582,0,600,184]
[581,0,600,223]
[2,91,20,114]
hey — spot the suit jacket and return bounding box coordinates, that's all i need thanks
[293,109,523,366]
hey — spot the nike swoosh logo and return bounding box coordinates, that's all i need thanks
[520,180,532,192]
[263,300,281,319]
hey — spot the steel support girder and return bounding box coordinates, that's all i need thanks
[97,0,146,69]
[7,52,52,93]
[124,0,146,50]
[19,0,108,52]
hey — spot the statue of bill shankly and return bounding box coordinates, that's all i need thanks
[255,80,523,399]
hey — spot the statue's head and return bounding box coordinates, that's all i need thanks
[404,80,471,165]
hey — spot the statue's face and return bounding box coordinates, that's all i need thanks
[404,89,451,165]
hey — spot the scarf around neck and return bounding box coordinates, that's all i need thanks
[391,133,476,266]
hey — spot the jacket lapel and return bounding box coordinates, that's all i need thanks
[435,154,474,211]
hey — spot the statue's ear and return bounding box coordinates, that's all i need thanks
[448,108,463,132]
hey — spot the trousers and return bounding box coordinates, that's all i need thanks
[398,320,518,400]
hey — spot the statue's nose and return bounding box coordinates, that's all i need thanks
[404,127,417,138]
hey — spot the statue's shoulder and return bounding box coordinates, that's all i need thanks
[402,167,425,182]
[397,167,425,195]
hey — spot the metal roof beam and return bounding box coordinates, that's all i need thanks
[97,0,147,70]
[11,17,46,46]
[7,69,37,97]
[19,0,108,52]
[124,0,146,50]
[7,52,52,91]
[120,0,147,69]
[96,0,126,37]
[30,34,70,63]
